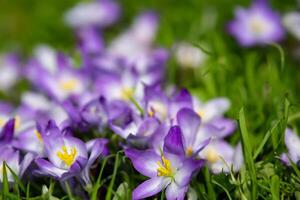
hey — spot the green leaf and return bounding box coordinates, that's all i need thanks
[105,152,121,200]
[238,108,257,200]
[91,154,114,200]
[2,161,9,199]
[204,166,216,200]
[270,175,280,200]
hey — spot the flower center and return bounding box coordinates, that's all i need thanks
[0,117,6,127]
[186,146,194,157]
[157,156,173,177]
[59,78,78,92]
[250,18,266,35]
[148,101,167,119]
[121,87,134,100]
[205,148,220,163]
[197,110,205,118]
[57,145,77,166]
[14,115,21,130]
[34,129,43,142]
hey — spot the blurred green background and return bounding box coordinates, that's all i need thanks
[0,0,295,52]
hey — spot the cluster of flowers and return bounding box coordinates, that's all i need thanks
[0,0,299,199]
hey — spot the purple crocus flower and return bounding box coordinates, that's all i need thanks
[35,121,108,183]
[95,69,141,102]
[0,146,34,183]
[193,97,236,136]
[228,0,284,46]
[144,86,193,124]
[64,0,120,28]
[26,46,92,103]
[198,140,243,173]
[0,54,21,92]
[281,128,300,165]
[125,148,204,200]
[108,11,158,60]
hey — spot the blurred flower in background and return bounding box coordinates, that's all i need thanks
[174,42,207,69]
[228,0,284,46]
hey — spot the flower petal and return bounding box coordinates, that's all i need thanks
[174,158,205,187]
[165,182,188,200]
[125,148,160,177]
[132,177,170,200]
[35,158,67,179]
[177,108,200,148]
[163,126,185,156]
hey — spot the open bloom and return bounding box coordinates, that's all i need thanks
[35,121,108,183]
[198,140,243,173]
[193,97,236,136]
[228,0,284,46]
[26,45,91,103]
[125,148,204,200]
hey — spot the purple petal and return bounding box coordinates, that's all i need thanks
[174,158,205,187]
[166,182,188,200]
[163,126,185,156]
[125,148,160,177]
[177,108,201,148]
[169,89,193,121]
[209,118,236,137]
[35,158,67,179]
[20,153,35,176]
[132,177,170,200]
[0,118,15,142]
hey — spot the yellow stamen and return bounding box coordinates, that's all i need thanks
[34,129,43,142]
[205,148,220,163]
[14,115,21,130]
[157,156,173,177]
[121,87,134,100]
[57,146,77,166]
[148,109,155,117]
[0,118,5,127]
[197,110,205,118]
[60,79,78,92]
[250,18,266,35]
[186,146,193,157]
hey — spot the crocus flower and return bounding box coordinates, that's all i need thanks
[35,121,108,183]
[174,42,207,68]
[108,11,158,60]
[64,0,120,28]
[26,46,91,102]
[95,69,140,102]
[193,97,236,136]
[144,86,193,123]
[125,148,204,200]
[198,140,243,173]
[281,128,300,165]
[283,12,300,41]
[0,54,20,92]
[0,146,34,183]
[228,0,284,46]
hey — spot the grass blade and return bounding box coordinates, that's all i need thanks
[105,152,120,200]
[238,108,257,200]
